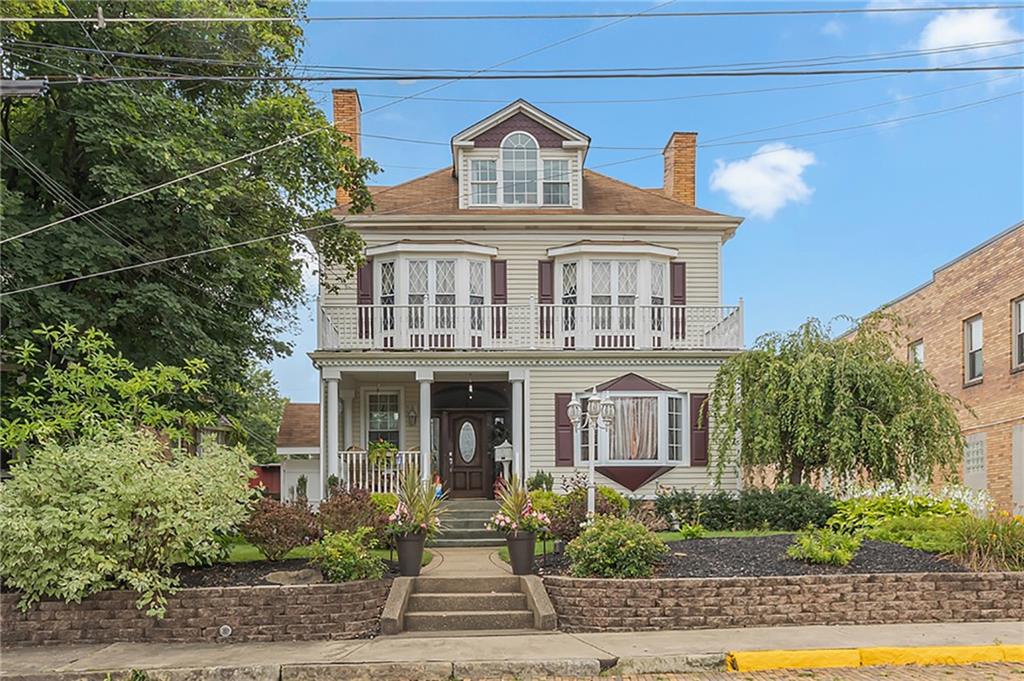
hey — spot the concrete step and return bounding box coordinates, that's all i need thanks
[428,537,506,548]
[437,528,503,540]
[407,592,527,612]
[444,499,498,508]
[414,576,522,594]
[403,610,535,632]
[444,518,494,530]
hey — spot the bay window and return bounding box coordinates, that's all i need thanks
[576,391,689,465]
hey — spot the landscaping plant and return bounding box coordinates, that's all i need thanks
[371,492,400,516]
[387,467,446,540]
[864,516,962,554]
[566,516,667,578]
[318,488,388,537]
[676,522,707,539]
[828,482,978,534]
[310,529,386,582]
[786,527,862,567]
[488,478,551,537]
[527,470,555,492]
[952,512,1024,572]
[736,486,835,531]
[242,497,319,561]
[0,431,254,615]
[550,486,628,542]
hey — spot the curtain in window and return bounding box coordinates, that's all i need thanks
[610,396,658,460]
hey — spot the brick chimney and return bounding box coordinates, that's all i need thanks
[333,88,361,206]
[662,131,697,205]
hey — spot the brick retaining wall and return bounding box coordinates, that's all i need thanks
[545,572,1024,632]
[1,580,391,647]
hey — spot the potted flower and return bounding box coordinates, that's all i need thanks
[488,477,550,575]
[386,466,446,576]
[368,438,398,468]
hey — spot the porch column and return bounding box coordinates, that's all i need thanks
[341,388,355,450]
[510,370,525,481]
[325,377,340,491]
[417,369,433,483]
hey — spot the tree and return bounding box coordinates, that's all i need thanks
[0,0,377,412]
[708,313,964,486]
[231,366,286,463]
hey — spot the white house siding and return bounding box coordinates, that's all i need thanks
[527,358,739,497]
[281,457,323,505]
[346,378,422,452]
[321,227,724,309]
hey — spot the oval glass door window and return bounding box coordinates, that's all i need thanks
[458,422,476,463]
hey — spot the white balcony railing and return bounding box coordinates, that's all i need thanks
[319,300,743,351]
[334,450,420,495]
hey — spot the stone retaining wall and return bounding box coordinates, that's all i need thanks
[545,572,1024,632]
[1,580,391,647]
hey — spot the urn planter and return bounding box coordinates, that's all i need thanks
[396,533,426,576]
[506,532,537,575]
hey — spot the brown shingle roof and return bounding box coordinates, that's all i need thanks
[337,168,728,218]
[277,403,320,449]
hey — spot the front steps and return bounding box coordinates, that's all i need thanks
[431,498,504,548]
[382,576,557,635]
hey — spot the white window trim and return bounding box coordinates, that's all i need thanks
[361,387,405,450]
[1013,296,1024,370]
[573,390,690,466]
[373,255,492,307]
[964,314,983,383]
[553,255,672,307]
[366,242,497,258]
[464,131,577,208]
[908,339,925,365]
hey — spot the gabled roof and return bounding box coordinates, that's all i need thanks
[336,167,731,218]
[277,403,320,449]
[450,99,590,152]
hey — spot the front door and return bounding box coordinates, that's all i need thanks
[444,413,489,498]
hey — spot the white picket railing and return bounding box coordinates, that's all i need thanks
[319,301,743,351]
[334,450,420,495]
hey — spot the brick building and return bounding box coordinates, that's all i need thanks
[877,221,1023,512]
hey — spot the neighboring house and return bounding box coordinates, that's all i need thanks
[874,221,1023,513]
[276,402,323,504]
[310,90,746,499]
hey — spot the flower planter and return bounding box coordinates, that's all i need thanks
[506,532,537,575]
[395,533,426,576]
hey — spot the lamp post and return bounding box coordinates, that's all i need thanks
[567,391,615,516]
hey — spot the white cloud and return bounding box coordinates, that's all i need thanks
[919,9,1022,65]
[710,144,817,219]
[821,19,846,37]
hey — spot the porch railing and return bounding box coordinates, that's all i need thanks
[335,450,421,495]
[319,301,743,351]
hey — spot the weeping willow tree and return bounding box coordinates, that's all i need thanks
[709,313,964,486]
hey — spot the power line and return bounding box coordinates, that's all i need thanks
[4,4,1022,23]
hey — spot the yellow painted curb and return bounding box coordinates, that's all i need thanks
[727,644,1017,672]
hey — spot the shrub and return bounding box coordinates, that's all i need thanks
[738,486,835,531]
[528,490,559,516]
[786,527,862,566]
[527,470,554,492]
[310,528,386,582]
[242,497,319,561]
[864,516,962,554]
[0,431,254,615]
[566,516,667,578]
[598,487,629,516]
[828,483,973,534]
[676,522,706,539]
[952,512,1024,572]
[550,487,627,542]
[697,490,739,530]
[319,488,387,536]
[371,492,399,516]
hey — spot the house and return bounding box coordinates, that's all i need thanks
[870,221,1023,513]
[309,90,746,500]
[276,402,323,504]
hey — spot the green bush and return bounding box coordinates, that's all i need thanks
[737,486,835,531]
[952,512,1024,572]
[829,491,969,534]
[526,470,554,492]
[566,516,667,578]
[310,528,386,582]
[242,497,319,561]
[370,492,399,516]
[0,432,254,615]
[318,488,387,536]
[676,522,706,539]
[550,487,627,542]
[864,516,962,554]
[528,489,559,516]
[786,527,862,566]
[597,487,629,516]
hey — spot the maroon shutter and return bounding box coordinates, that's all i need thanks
[491,260,508,339]
[554,392,574,467]
[538,260,554,340]
[356,258,373,340]
[670,261,686,340]
[690,393,709,466]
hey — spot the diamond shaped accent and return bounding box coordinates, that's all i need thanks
[435,260,455,293]
[592,261,611,295]
[380,261,395,296]
[470,261,486,296]
[409,261,427,294]
[619,261,638,295]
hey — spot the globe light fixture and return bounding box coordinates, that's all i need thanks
[567,394,583,427]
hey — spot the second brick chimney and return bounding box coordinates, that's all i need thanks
[333,88,361,206]
[662,132,697,206]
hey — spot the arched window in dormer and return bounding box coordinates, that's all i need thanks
[501,132,538,205]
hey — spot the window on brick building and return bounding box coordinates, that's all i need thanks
[908,339,925,365]
[1014,297,1024,370]
[964,314,983,383]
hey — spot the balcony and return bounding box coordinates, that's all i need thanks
[318,300,743,351]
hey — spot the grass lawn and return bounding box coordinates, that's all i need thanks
[226,541,433,567]
[497,529,791,562]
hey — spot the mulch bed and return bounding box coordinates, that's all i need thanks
[174,558,401,588]
[536,534,966,578]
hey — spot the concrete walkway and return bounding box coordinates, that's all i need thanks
[421,546,511,576]
[3,621,1021,678]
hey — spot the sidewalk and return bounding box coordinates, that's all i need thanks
[3,621,1021,679]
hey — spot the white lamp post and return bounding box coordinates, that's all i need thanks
[567,391,615,516]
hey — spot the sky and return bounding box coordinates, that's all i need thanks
[270,1,1024,403]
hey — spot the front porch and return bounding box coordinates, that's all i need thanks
[318,367,527,499]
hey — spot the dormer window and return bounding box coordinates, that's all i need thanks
[470,160,497,205]
[543,160,570,206]
[501,132,538,205]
